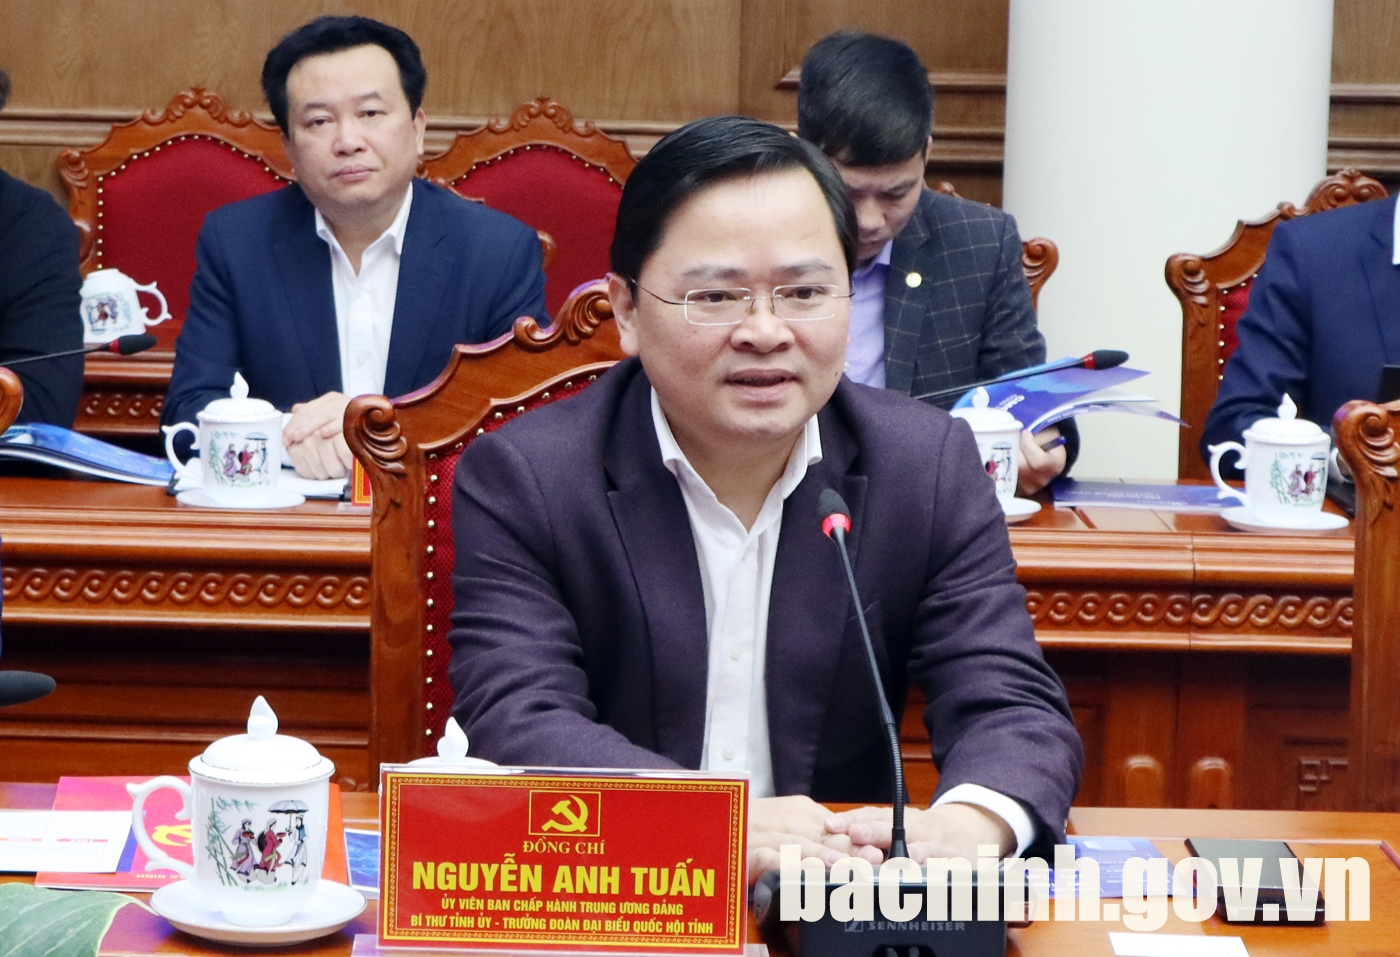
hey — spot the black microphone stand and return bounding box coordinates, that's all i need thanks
[823,512,909,861]
[751,490,1007,957]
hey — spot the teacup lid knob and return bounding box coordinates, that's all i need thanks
[971,386,990,409]
[198,371,278,422]
[1244,392,1325,443]
[196,695,330,779]
[437,717,470,759]
[247,695,277,739]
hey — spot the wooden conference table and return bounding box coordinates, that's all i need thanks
[2,785,1394,956]
[0,475,1355,810]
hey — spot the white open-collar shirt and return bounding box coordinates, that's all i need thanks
[649,388,1033,854]
[314,184,414,399]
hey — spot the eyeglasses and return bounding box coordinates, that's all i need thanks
[637,284,853,326]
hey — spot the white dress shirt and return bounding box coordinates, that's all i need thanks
[648,389,1035,855]
[314,185,413,398]
[1391,193,1400,265]
[651,388,822,799]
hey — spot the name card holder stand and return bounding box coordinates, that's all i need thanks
[357,766,748,955]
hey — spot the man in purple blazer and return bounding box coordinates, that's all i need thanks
[449,116,1081,875]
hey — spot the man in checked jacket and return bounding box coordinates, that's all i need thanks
[798,31,1076,493]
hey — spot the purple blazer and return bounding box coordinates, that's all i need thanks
[448,358,1081,854]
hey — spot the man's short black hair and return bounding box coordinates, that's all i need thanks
[797,31,933,167]
[261,16,426,134]
[611,115,857,285]
[0,69,10,113]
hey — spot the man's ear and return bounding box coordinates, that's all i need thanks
[413,107,427,157]
[607,273,641,358]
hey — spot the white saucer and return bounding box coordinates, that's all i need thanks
[1001,497,1042,523]
[177,487,306,509]
[1222,505,1349,535]
[150,878,366,946]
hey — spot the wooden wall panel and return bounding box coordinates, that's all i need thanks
[5,3,1400,247]
[0,0,741,121]
[739,0,1009,121]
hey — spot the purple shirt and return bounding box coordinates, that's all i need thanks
[844,241,893,388]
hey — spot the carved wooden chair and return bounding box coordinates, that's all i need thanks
[419,98,637,317]
[58,89,293,441]
[932,181,1059,310]
[343,282,625,773]
[1168,169,1388,480]
[1335,398,1400,811]
[0,368,21,434]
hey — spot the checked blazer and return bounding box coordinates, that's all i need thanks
[883,189,1046,404]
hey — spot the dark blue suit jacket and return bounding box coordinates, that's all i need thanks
[164,179,546,426]
[0,170,83,426]
[448,359,1082,858]
[887,189,1079,469]
[1204,194,1400,461]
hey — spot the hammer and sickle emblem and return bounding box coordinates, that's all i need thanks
[152,824,192,847]
[540,796,589,833]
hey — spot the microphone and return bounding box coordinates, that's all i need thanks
[817,489,908,861]
[0,671,56,707]
[912,349,1130,403]
[0,334,158,367]
[750,490,1009,957]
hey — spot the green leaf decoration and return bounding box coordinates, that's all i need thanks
[0,883,139,957]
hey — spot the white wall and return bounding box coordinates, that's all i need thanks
[1002,0,1333,479]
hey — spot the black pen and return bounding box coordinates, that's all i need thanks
[1037,435,1067,452]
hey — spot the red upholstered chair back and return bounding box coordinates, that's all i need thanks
[932,181,1059,311]
[1166,169,1387,479]
[344,281,625,772]
[58,89,293,439]
[419,98,636,317]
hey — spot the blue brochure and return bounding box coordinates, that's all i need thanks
[345,828,380,899]
[1051,478,1232,512]
[0,422,174,485]
[952,361,1181,434]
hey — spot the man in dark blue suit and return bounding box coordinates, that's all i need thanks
[0,69,84,427]
[1203,194,1400,463]
[449,117,1080,876]
[164,17,545,478]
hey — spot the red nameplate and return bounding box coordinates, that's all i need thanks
[379,769,747,952]
[351,459,373,505]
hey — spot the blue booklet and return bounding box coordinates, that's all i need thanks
[345,828,380,899]
[0,422,175,486]
[1052,478,1231,512]
[952,361,1182,434]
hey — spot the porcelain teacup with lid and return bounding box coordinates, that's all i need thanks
[127,696,336,927]
[1208,394,1333,525]
[79,268,170,345]
[950,386,1023,501]
[162,373,283,505]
